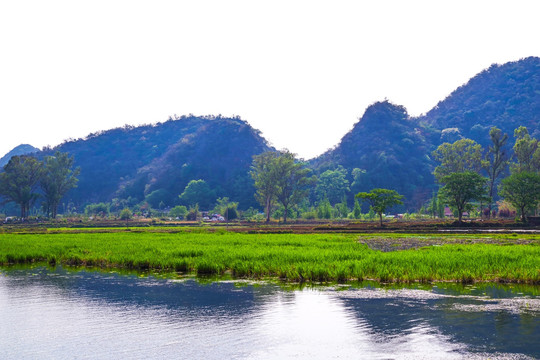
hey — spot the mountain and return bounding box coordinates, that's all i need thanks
[311,57,540,210]
[41,115,271,209]
[0,144,39,168]
[420,56,540,146]
[312,101,434,209]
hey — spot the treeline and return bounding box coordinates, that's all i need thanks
[2,125,540,224]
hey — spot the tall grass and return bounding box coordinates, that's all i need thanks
[0,231,538,284]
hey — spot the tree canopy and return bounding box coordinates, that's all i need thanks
[40,151,80,218]
[355,188,403,226]
[432,139,483,180]
[438,171,488,224]
[178,179,216,209]
[499,171,540,223]
[315,166,349,205]
[0,156,44,218]
[251,150,315,223]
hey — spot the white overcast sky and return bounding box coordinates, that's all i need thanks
[1,1,539,160]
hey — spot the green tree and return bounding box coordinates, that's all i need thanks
[315,165,349,205]
[481,127,509,218]
[355,188,404,226]
[85,202,110,217]
[352,198,362,219]
[274,151,316,223]
[0,156,44,218]
[438,171,488,224]
[169,205,188,219]
[316,197,333,219]
[511,126,540,173]
[40,152,80,218]
[119,208,132,226]
[432,139,483,180]
[144,189,172,209]
[213,197,239,221]
[251,152,281,222]
[178,180,215,209]
[499,171,540,223]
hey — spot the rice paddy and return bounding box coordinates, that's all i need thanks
[0,229,539,284]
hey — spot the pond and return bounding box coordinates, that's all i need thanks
[0,266,538,359]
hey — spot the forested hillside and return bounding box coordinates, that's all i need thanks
[0,144,39,168]
[310,57,540,210]
[420,56,540,146]
[1,57,538,215]
[41,116,271,209]
[312,101,434,209]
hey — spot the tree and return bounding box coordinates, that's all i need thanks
[0,156,44,218]
[251,152,281,222]
[499,171,540,223]
[119,208,132,226]
[169,205,188,219]
[438,172,488,224]
[355,188,404,226]
[432,139,483,180]
[482,127,509,218]
[40,152,80,218]
[213,197,239,221]
[85,202,110,217]
[178,179,215,209]
[352,198,362,219]
[511,126,540,173]
[274,151,316,223]
[315,166,350,205]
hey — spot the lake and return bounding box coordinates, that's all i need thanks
[0,266,538,359]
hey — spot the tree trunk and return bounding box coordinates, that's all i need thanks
[283,204,288,224]
[265,197,271,223]
[521,206,527,223]
[378,213,383,227]
[457,208,463,224]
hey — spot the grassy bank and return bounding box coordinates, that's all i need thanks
[0,230,539,284]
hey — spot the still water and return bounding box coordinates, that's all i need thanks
[0,266,538,360]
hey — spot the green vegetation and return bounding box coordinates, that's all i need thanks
[251,151,314,223]
[438,172,488,224]
[356,188,404,226]
[0,230,538,284]
[499,172,540,222]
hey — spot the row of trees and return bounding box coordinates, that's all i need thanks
[0,152,80,218]
[432,126,540,223]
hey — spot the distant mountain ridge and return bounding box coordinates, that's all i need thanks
[40,115,272,209]
[312,56,540,209]
[0,144,39,168]
[2,57,538,212]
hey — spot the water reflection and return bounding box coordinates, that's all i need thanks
[0,266,538,359]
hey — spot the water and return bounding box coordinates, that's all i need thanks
[0,266,538,359]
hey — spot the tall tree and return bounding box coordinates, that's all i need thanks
[438,171,488,224]
[355,188,403,227]
[482,127,509,218]
[432,139,483,181]
[274,151,316,223]
[40,152,80,218]
[178,179,215,209]
[0,156,44,218]
[251,152,281,222]
[251,151,315,223]
[315,166,349,205]
[511,126,540,173]
[499,171,540,223]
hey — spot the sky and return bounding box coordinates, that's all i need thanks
[1,1,539,160]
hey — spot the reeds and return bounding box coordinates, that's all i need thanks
[0,231,538,284]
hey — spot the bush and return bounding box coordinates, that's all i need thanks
[119,208,132,220]
[169,205,188,219]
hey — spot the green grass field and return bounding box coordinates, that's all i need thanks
[0,229,539,284]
